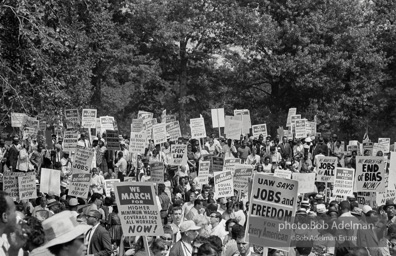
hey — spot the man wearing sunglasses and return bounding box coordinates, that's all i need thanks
[85,210,112,256]
[209,212,227,243]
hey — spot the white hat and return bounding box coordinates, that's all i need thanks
[316,204,327,214]
[92,137,98,141]
[68,198,79,207]
[362,205,372,214]
[179,220,201,233]
[41,211,91,248]
[305,137,312,143]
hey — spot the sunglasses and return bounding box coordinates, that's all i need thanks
[160,236,173,241]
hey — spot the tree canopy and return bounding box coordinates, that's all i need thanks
[1,0,395,141]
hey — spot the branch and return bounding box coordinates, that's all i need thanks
[0,74,28,113]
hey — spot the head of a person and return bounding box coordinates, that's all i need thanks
[194,199,204,211]
[39,196,47,207]
[180,220,200,242]
[209,212,222,226]
[48,199,61,214]
[118,151,123,159]
[385,200,396,219]
[86,210,101,226]
[189,192,196,203]
[377,151,384,156]
[172,206,183,224]
[207,236,223,255]
[43,211,90,256]
[225,219,238,233]
[0,191,17,235]
[264,156,270,165]
[91,168,99,176]
[226,201,234,214]
[91,193,103,207]
[366,210,379,224]
[236,231,250,256]
[339,201,351,214]
[387,224,396,240]
[23,216,46,251]
[161,225,174,249]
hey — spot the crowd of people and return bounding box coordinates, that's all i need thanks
[0,130,395,256]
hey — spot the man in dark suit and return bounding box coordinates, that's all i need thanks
[6,136,20,171]
[85,210,112,256]
[279,136,292,161]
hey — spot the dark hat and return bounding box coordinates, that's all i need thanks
[384,199,396,211]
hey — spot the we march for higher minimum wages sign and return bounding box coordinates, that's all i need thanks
[114,182,164,236]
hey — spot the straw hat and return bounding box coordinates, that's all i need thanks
[41,211,91,248]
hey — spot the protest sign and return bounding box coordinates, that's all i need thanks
[195,176,208,190]
[190,118,206,139]
[389,152,396,190]
[113,182,164,236]
[211,108,225,128]
[105,130,120,150]
[18,175,37,200]
[129,131,147,154]
[223,158,241,173]
[290,115,301,125]
[212,156,224,173]
[65,109,80,128]
[214,171,234,198]
[22,116,39,129]
[131,119,144,133]
[143,118,153,140]
[378,138,390,154]
[169,144,187,166]
[82,109,97,128]
[11,113,27,127]
[246,173,298,250]
[138,111,154,120]
[105,179,120,197]
[234,109,251,134]
[166,121,181,142]
[166,115,177,123]
[286,108,297,127]
[198,161,210,178]
[294,119,306,139]
[100,116,115,132]
[309,122,317,136]
[152,123,167,145]
[316,157,337,182]
[226,118,243,140]
[72,147,94,173]
[252,124,267,138]
[40,168,61,196]
[292,173,316,194]
[3,172,26,200]
[23,127,38,140]
[376,190,396,207]
[357,192,375,208]
[224,115,242,135]
[149,162,164,183]
[363,142,373,156]
[333,168,355,197]
[274,169,292,179]
[233,164,253,192]
[356,156,386,192]
[63,131,79,153]
[68,171,91,199]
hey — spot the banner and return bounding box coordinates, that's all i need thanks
[234,109,251,134]
[246,173,298,250]
[292,173,316,194]
[233,164,253,192]
[68,172,91,199]
[316,157,337,182]
[131,119,144,133]
[227,118,243,140]
[166,121,181,142]
[152,123,167,145]
[149,162,164,183]
[378,138,390,154]
[113,182,164,236]
[105,130,120,150]
[104,179,120,197]
[356,156,386,192]
[333,168,355,197]
[286,108,297,127]
[169,145,187,166]
[376,190,396,207]
[65,109,80,128]
[3,172,26,200]
[274,169,292,179]
[190,118,207,139]
[72,147,94,173]
[11,113,27,127]
[252,124,268,138]
[195,176,208,190]
[81,109,97,128]
[211,108,225,128]
[198,161,210,178]
[18,175,37,200]
[40,168,61,196]
[214,171,234,198]
[294,119,306,139]
[63,131,79,153]
[138,111,154,120]
[129,131,147,154]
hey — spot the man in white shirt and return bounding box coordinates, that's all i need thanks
[77,133,90,148]
[115,151,127,180]
[209,212,227,243]
[90,168,105,194]
[182,192,196,218]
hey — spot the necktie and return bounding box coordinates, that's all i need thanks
[85,228,93,254]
